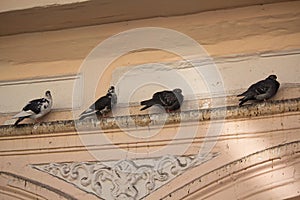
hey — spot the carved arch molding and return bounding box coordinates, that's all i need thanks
[1,141,298,200]
[163,141,300,200]
[0,171,76,200]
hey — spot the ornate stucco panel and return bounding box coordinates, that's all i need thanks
[32,153,218,200]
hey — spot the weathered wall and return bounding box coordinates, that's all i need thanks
[1,1,300,79]
[0,1,299,200]
[0,99,299,199]
[0,0,293,36]
[0,1,300,124]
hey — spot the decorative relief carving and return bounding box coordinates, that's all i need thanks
[32,153,218,200]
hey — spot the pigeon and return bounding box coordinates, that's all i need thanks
[79,86,117,120]
[140,88,184,112]
[13,90,53,125]
[237,75,280,106]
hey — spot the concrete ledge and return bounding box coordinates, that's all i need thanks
[0,97,299,137]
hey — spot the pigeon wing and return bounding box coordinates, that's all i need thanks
[12,110,35,118]
[238,80,266,97]
[12,98,48,118]
[161,91,177,106]
[255,79,280,100]
[79,95,111,119]
[24,98,49,114]
[251,80,271,94]
[94,95,111,111]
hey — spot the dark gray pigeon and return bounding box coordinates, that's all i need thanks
[13,91,53,125]
[140,88,184,112]
[237,75,280,106]
[79,86,117,120]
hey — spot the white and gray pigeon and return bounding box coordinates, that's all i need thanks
[79,86,117,120]
[140,88,184,112]
[237,74,280,106]
[13,90,53,125]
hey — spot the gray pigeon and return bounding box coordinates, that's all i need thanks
[140,88,184,112]
[13,91,53,125]
[79,86,117,120]
[237,75,280,106]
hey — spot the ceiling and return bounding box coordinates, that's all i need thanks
[0,0,294,36]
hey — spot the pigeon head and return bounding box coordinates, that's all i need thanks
[107,86,115,94]
[45,90,52,98]
[267,75,277,80]
[173,88,182,94]
[107,93,112,98]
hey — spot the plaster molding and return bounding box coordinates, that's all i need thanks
[0,74,80,86]
[0,171,77,200]
[0,97,299,137]
[160,141,300,200]
[32,153,218,199]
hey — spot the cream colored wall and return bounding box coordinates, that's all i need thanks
[0,0,88,12]
[0,100,299,199]
[0,0,290,36]
[1,1,300,124]
[0,1,300,200]
[1,1,300,80]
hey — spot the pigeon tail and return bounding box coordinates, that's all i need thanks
[79,114,88,120]
[14,117,28,126]
[140,105,152,111]
[237,91,247,97]
[238,95,253,106]
[140,99,155,111]
[12,110,34,119]
[79,109,97,120]
[239,99,247,106]
[79,113,95,120]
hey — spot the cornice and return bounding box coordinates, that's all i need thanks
[0,98,299,137]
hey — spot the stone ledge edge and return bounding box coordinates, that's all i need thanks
[0,97,299,137]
